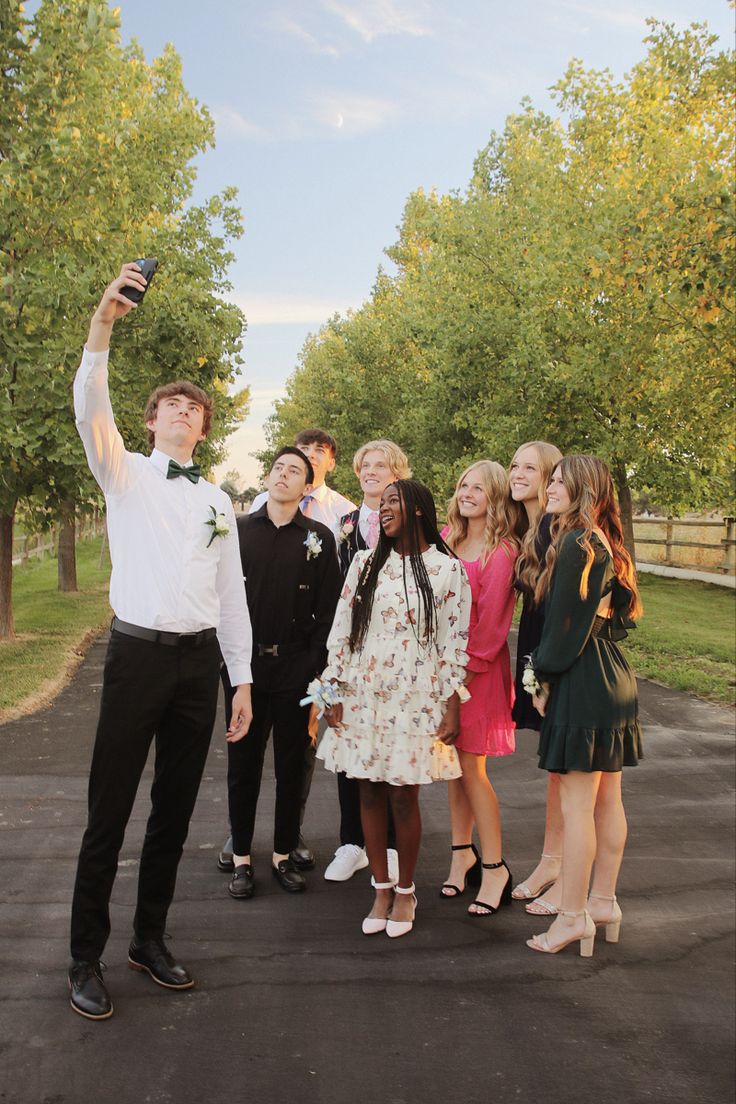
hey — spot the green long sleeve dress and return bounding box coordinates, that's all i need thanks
[531,529,642,773]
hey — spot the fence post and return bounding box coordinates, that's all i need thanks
[664,517,675,566]
[722,517,735,574]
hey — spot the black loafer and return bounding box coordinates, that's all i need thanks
[272,859,307,893]
[228,864,255,899]
[289,838,315,871]
[217,834,234,872]
[128,939,194,989]
[68,959,113,1020]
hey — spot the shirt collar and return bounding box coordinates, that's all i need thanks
[253,501,309,529]
[359,502,379,522]
[149,447,196,476]
[307,482,328,503]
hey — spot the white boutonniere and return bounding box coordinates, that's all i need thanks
[337,518,355,544]
[206,505,230,548]
[304,530,322,560]
[522,656,542,697]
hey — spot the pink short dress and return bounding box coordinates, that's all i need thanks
[442,531,517,757]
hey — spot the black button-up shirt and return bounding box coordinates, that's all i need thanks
[237,504,342,692]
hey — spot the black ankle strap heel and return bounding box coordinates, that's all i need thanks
[468,858,513,917]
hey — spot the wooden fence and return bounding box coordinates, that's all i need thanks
[12,517,106,566]
[633,516,736,575]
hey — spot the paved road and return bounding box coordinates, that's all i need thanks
[1,633,733,1104]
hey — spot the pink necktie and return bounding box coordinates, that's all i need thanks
[366,510,380,549]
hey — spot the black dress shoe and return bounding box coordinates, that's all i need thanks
[289,837,315,871]
[128,939,194,989]
[272,859,307,893]
[217,834,234,872]
[68,959,113,1020]
[228,864,255,899]
[218,849,234,873]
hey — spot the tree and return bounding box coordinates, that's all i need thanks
[0,1,248,635]
[268,20,735,553]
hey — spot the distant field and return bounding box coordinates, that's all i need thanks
[0,537,111,716]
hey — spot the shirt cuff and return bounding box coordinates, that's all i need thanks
[226,663,252,687]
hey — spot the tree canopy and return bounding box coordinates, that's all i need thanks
[265,20,735,541]
[0,0,249,635]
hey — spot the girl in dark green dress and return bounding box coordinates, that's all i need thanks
[524,455,642,957]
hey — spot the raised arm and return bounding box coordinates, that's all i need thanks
[73,265,149,494]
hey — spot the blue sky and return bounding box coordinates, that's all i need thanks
[106,1,734,484]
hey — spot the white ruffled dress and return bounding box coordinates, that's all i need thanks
[317,546,471,785]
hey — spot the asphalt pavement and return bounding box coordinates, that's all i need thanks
[0,631,733,1104]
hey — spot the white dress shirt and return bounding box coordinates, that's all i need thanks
[74,347,252,685]
[250,481,357,536]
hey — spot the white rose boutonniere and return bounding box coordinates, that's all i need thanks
[304,530,322,560]
[206,505,230,548]
[337,518,355,544]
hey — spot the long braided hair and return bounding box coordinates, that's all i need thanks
[348,480,454,653]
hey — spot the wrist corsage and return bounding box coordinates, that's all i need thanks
[205,505,230,547]
[300,677,342,718]
[522,656,543,697]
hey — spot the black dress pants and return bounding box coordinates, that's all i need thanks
[227,686,310,856]
[70,630,220,961]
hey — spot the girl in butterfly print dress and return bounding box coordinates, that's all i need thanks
[318,480,471,937]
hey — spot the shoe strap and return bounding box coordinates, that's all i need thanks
[588,893,617,902]
[481,859,506,870]
[541,852,562,860]
[394,882,416,895]
[371,877,395,890]
[558,908,587,918]
[451,843,474,851]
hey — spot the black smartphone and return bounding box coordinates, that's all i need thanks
[121,257,158,303]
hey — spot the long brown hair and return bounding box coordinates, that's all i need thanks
[511,441,563,596]
[533,455,642,619]
[445,460,518,565]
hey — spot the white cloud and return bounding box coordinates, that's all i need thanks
[322,0,433,44]
[311,91,399,133]
[211,105,265,141]
[277,16,342,57]
[233,292,360,325]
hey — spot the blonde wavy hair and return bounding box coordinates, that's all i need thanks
[352,439,412,480]
[533,455,643,619]
[512,440,563,596]
[445,460,518,565]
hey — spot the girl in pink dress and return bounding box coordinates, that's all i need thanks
[440,460,519,916]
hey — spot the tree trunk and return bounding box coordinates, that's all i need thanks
[612,462,636,566]
[0,507,16,639]
[57,500,78,592]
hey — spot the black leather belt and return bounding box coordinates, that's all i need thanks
[111,616,217,647]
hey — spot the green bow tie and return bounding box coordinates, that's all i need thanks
[166,459,201,484]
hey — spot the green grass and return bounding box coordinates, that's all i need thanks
[0,537,111,714]
[623,573,735,705]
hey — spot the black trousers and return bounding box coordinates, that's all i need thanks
[227,686,310,856]
[337,771,397,849]
[70,631,220,961]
